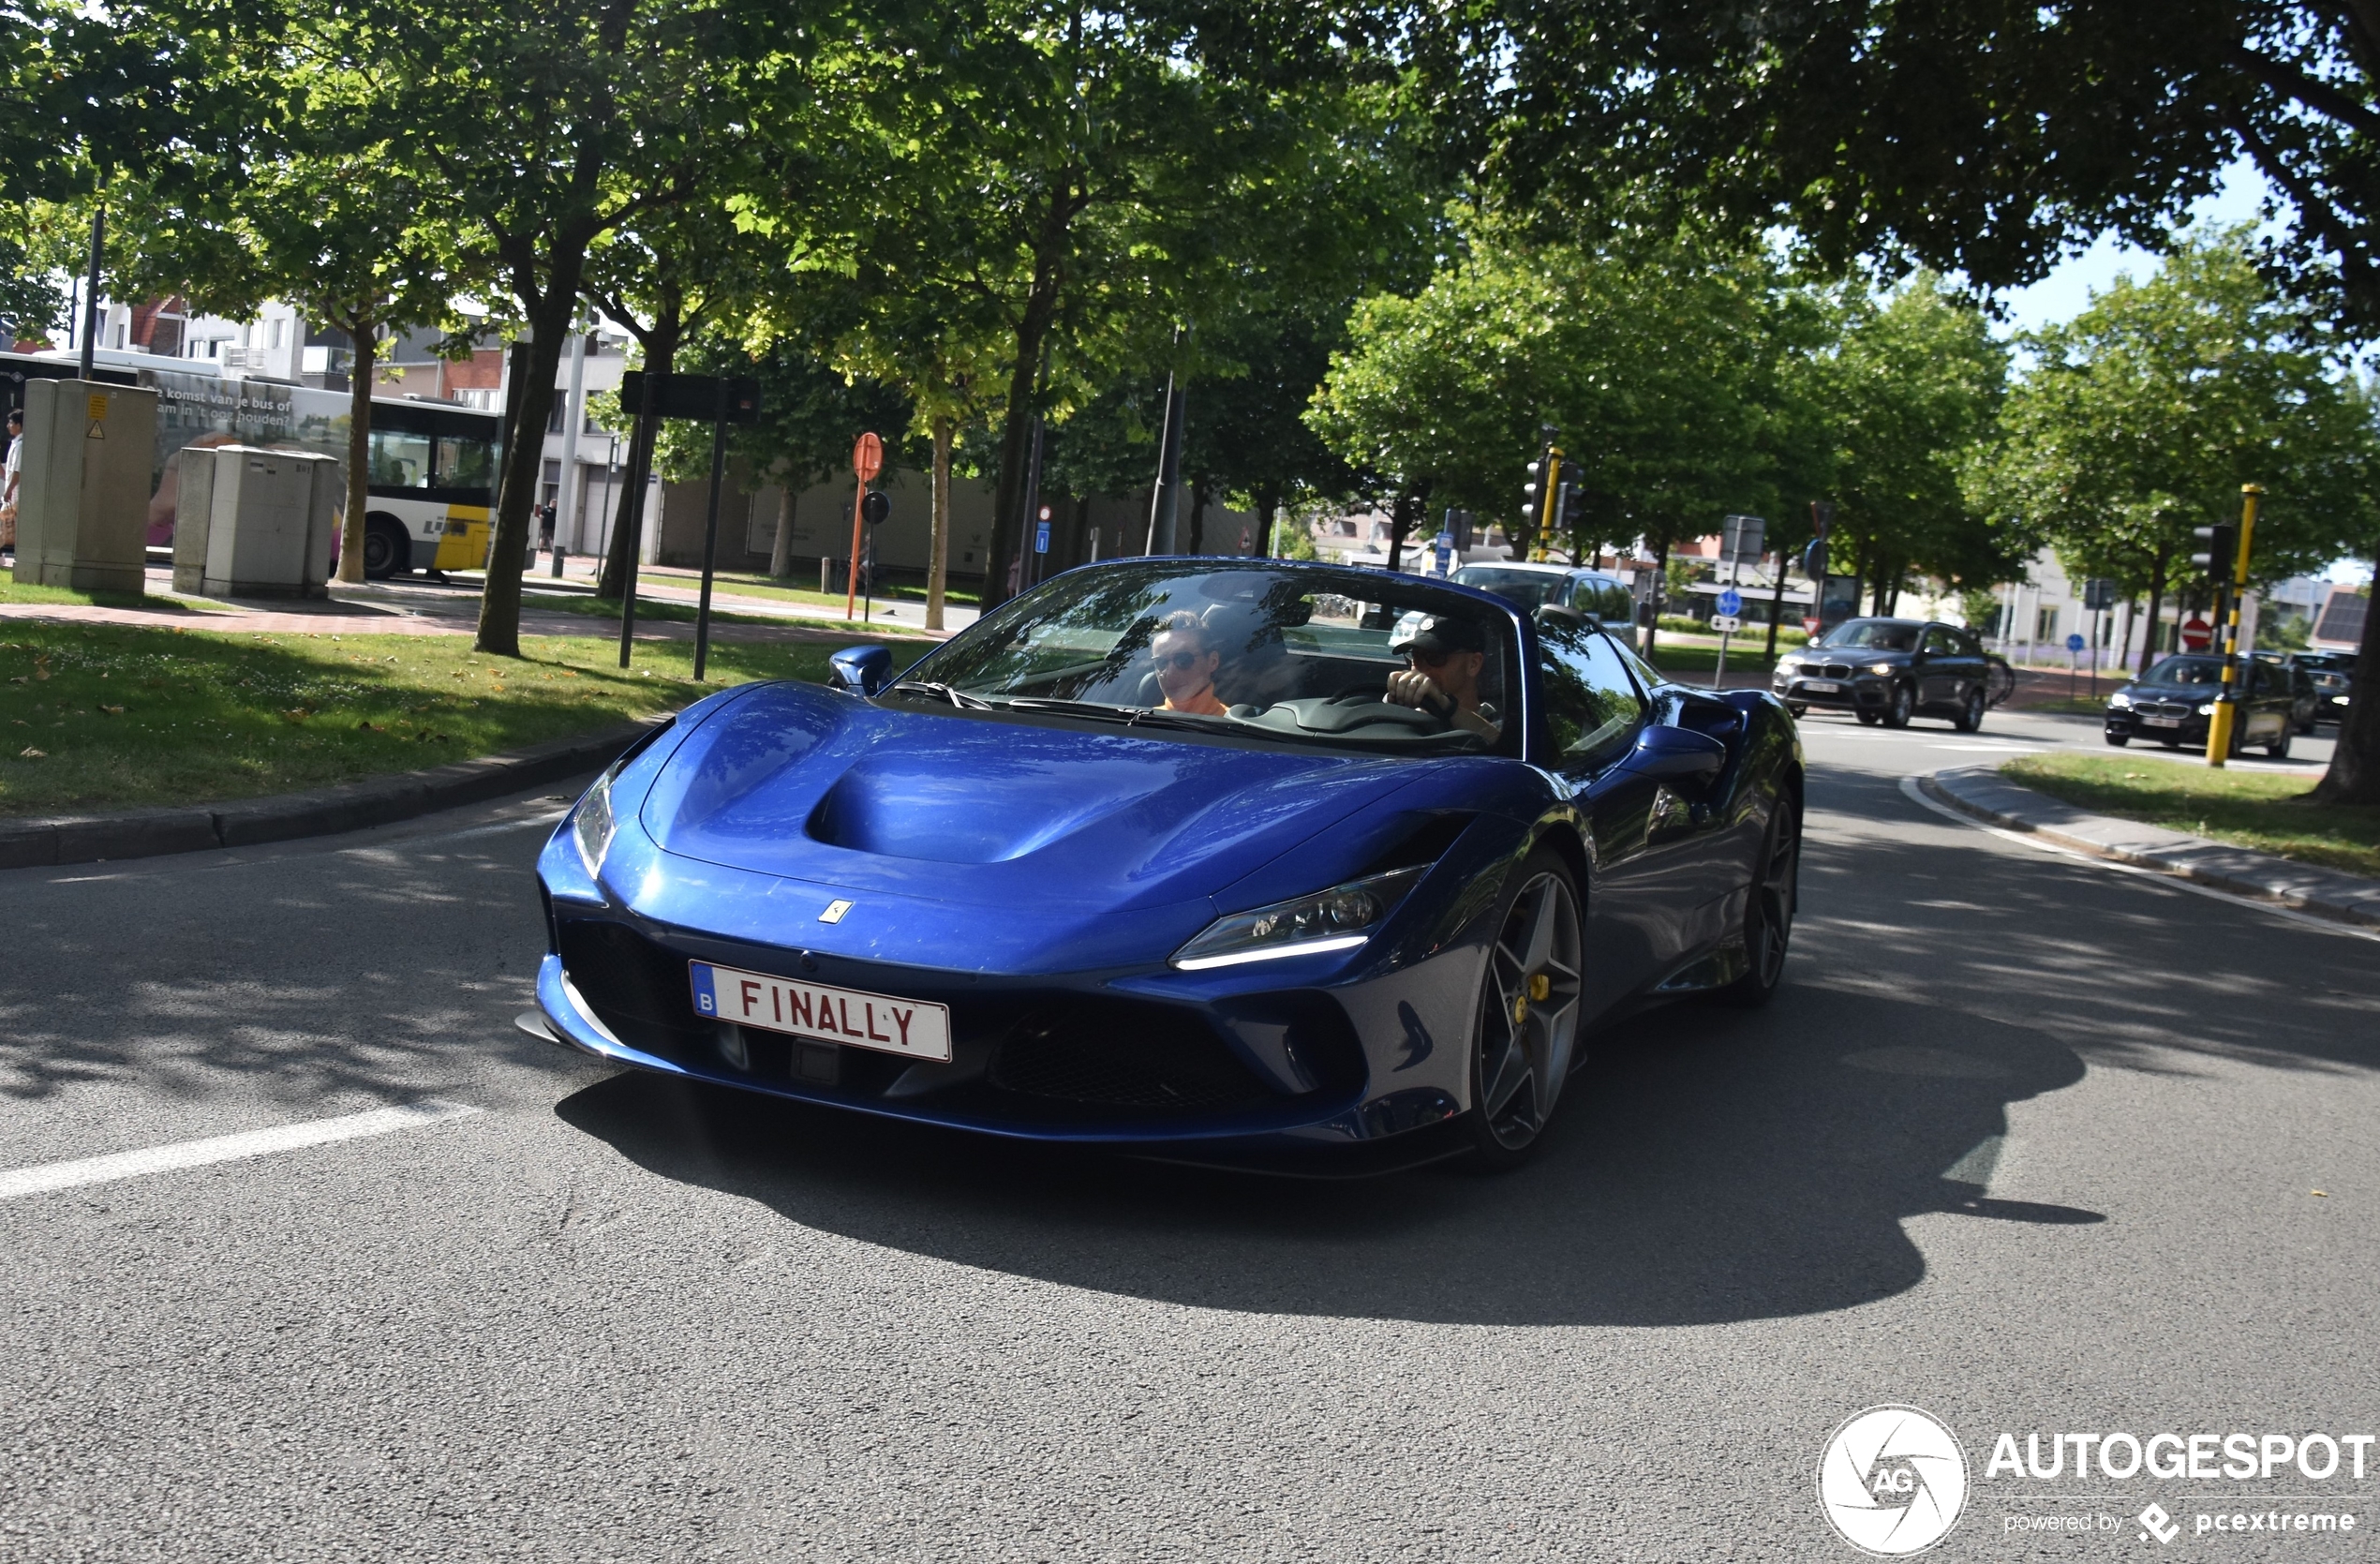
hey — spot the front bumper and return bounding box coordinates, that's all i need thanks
[2105,702,2210,743]
[1771,670,1892,711]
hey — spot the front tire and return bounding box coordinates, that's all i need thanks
[2267,728,2291,759]
[1953,687,1985,733]
[1882,681,1914,728]
[2105,733,2131,747]
[1457,850,1584,1171]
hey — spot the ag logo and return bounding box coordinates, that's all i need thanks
[1817,1405,1968,1556]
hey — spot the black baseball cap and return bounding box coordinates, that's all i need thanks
[1395,614,1486,659]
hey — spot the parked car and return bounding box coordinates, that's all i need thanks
[2105,655,2298,755]
[1452,562,1640,648]
[1770,618,1997,730]
[528,558,1803,1173]
[2252,652,2325,734]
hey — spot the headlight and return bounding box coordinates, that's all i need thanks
[1867,663,1898,678]
[2108,691,2133,708]
[1171,867,1425,971]
[573,769,617,878]
[2195,702,2215,716]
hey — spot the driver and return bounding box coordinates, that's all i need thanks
[1387,616,1500,740]
[1151,609,1228,715]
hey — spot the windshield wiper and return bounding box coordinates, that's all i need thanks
[884,679,995,710]
[1003,697,1235,734]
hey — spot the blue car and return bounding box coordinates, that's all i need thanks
[529,559,1803,1172]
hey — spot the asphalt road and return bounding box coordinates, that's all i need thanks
[2,705,2373,1562]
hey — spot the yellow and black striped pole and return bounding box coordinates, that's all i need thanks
[2204,484,2261,767]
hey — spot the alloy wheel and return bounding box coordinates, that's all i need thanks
[1473,867,1584,1154]
[1747,801,1799,991]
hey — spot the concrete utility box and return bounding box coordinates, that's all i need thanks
[12,378,157,594]
[172,444,341,599]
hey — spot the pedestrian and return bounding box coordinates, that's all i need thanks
[536,500,556,550]
[2,406,22,558]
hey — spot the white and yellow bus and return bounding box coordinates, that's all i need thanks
[1,350,502,580]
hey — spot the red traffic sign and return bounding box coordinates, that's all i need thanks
[1802,617,1822,637]
[853,432,884,485]
[2180,616,2213,651]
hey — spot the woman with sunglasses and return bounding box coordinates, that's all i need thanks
[1150,609,1230,715]
[1387,616,1501,741]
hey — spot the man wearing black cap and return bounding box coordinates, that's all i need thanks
[1388,615,1500,740]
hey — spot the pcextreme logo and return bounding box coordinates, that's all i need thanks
[1818,1405,1971,1557]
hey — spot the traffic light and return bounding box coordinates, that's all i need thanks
[1558,481,1584,535]
[1522,461,1547,526]
[2190,523,2236,581]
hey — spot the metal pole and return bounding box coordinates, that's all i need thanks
[843,470,866,619]
[78,207,103,380]
[694,381,726,680]
[2206,485,2261,767]
[1714,554,1736,690]
[1144,371,1179,555]
[557,322,587,554]
[617,375,658,669]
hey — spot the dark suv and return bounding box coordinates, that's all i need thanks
[2105,655,2298,756]
[1772,618,1996,730]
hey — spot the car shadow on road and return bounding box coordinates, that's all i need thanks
[554,981,2096,1329]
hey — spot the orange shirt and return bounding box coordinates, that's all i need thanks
[1166,685,1228,716]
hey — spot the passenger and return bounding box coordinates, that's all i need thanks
[1151,609,1229,715]
[1387,616,1500,740]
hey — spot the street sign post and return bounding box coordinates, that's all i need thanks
[1711,614,1741,633]
[609,372,762,676]
[859,488,891,621]
[1712,521,1763,690]
[846,433,883,621]
[2066,631,2087,700]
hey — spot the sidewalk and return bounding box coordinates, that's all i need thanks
[1921,764,2380,930]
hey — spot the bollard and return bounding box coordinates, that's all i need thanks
[550,544,567,578]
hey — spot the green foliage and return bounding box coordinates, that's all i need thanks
[2256,614,2312,651]
[1308,221,1818,555]
[1796,275,2012,592]
[1958,588,2003,633]
[1969,232,2380,604]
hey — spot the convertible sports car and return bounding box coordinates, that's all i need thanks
[529,559,1803,1171]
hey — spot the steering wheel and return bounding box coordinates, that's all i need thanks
[1329,682,1390,702]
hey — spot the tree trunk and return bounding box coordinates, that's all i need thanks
[1763,553,1786,660]
[1646,536,1670,657]
[766,478,795,578]
[597,320,679,601]
[335,313,376,586]
[2138,548,2168,681]
[1187,478,1211,556]
[1385,483,1428,573]
[928,415,952,632]
[2309,547,2380,805]
[1257,492,1279,557]
[477,294,577,657]
[985,194,1072,607]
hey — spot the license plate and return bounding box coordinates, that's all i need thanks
[2142,716,2180,727]
[1802,679,1841,693]
[689,961,952,1063]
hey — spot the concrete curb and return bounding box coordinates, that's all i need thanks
[1920,765,2380,931]
[0,719,662,871]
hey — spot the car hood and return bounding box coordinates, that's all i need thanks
[635,681,1423,912]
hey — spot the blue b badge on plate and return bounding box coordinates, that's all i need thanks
[690,961,718,1015]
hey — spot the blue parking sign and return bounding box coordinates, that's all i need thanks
[2066,633,2086,652]
[1034,520,1050,555]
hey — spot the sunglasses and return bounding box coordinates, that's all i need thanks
[1158,650,1207,671]
[1407,648,1456,667]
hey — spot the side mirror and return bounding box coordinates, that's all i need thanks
[828,645,894,696]
[1622,723,1728,781]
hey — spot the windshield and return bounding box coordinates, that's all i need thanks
[1817,618,1922,651]
[1452,566,1565,611]
[892,561,1520,756]
[2143,656,2227,686]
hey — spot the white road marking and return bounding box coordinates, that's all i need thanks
[1895,775,2379,944]
[0,1100,482,1201]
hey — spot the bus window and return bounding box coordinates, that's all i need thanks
[435,434,494,492]
[370,428,434,488]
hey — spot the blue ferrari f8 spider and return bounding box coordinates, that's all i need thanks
[530,559,1801,1171]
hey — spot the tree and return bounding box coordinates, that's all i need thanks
[1308,222,1808,573]
[1797,276,2010,616]
[1968,233,2380,685]
[325,0,770,654]
[1442,0,2380,798]
[114,112,464,585]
